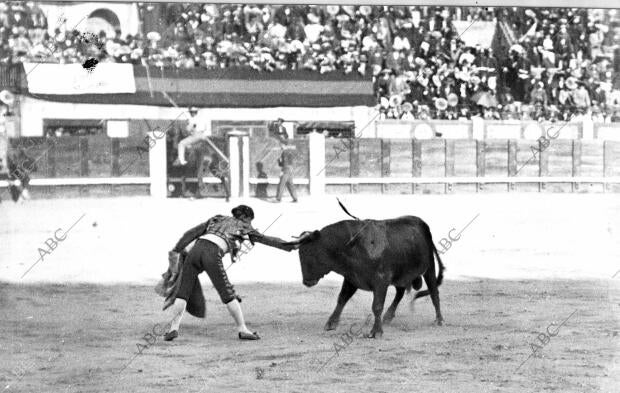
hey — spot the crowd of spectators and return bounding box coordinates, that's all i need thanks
[1,3,619,122]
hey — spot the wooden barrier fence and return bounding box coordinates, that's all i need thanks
[2,122,620,198]
[323,138,620,194]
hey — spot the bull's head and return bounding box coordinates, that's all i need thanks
[292,230,331,287]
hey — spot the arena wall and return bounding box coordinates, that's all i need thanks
[3,132,620,199]
[3,98,620,198]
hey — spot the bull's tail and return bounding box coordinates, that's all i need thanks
[413,223,445,300]
[432,240,445,287]
[337,198,361,221]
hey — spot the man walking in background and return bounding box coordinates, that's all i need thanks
[7,148,36,203]
[276,141,298,203]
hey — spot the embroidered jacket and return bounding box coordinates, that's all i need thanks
[172,215,256,256]
[172,215,294,257]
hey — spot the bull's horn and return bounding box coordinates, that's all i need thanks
[293,231,313,239]
[289,230,317,245]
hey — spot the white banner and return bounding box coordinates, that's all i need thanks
[24,63,136,95]
[453,21,496,48]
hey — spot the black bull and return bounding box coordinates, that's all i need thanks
[288,216,445,338]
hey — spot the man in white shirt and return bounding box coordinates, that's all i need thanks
[175,107,202,166]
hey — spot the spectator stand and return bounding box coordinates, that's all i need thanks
[2,4,618,121]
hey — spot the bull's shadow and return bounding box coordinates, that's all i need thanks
[286,215,445,338]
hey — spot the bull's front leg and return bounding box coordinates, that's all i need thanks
[325,279,357,331]
[366,284,388,338]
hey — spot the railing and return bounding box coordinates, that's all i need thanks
[0,177,149,187]
[321,135,620,194]
[374,119,620,141]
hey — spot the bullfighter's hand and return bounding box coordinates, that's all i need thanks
[281,241,300,251]
[286,242,300,251]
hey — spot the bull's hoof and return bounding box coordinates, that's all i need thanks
[434,318,444,326]
[365,330,383,339]
[382,311,395,324]
[324,319,339,331]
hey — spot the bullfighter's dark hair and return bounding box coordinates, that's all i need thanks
[232,205,254,220]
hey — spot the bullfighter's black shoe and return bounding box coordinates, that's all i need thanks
[238,331,260,340]
[164,330,178,341]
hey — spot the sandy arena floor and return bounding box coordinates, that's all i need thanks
[0,280,618,393]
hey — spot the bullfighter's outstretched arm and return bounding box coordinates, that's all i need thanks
[248,232,296,252]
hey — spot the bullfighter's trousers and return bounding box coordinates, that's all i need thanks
[176,239,237,304]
